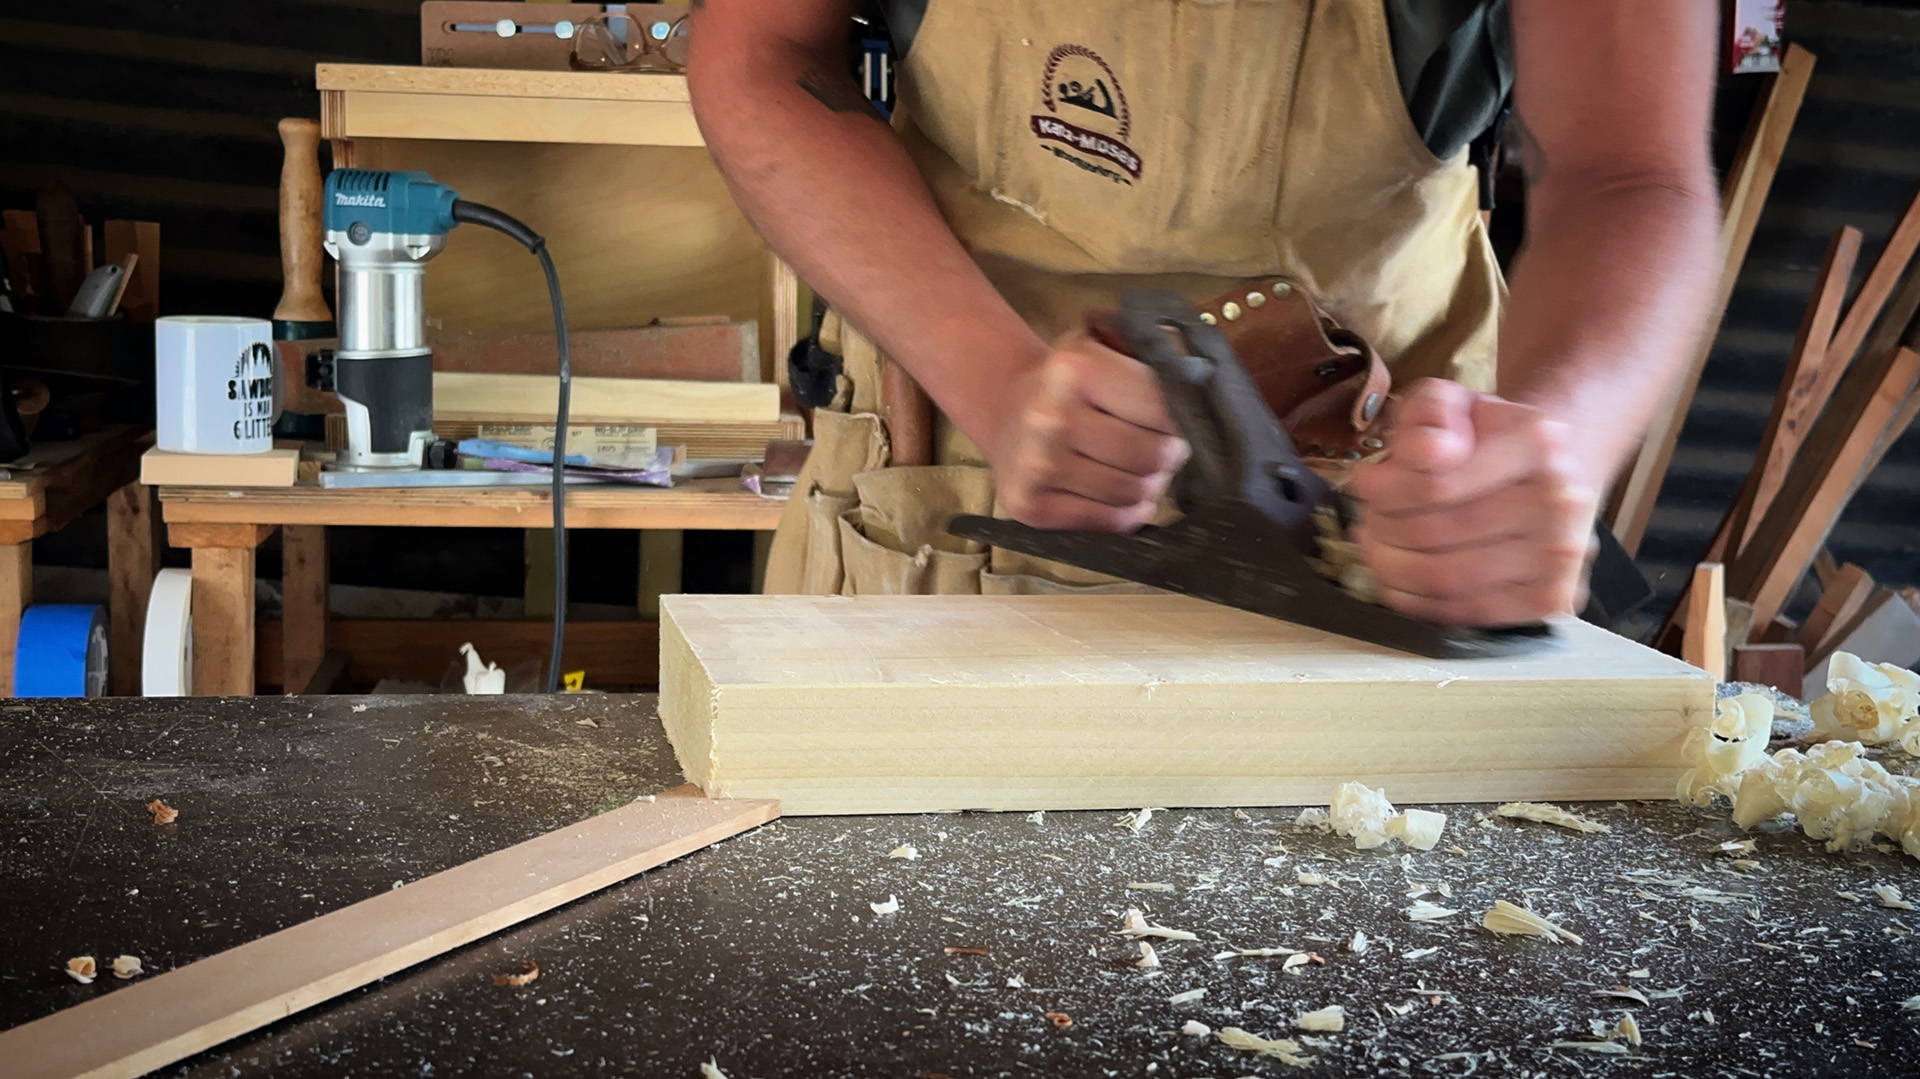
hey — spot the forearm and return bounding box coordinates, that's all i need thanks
[1498,172,1719,487]
[689,30,1042,446]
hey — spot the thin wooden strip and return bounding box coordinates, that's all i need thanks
[1728,345,1920,626]
[1681,563,1727,681]
[433,372,779,426]
[317,63,692,103]
[1824,183,1920,371]
[1609,44,1816,554]
[3,789,778,1079]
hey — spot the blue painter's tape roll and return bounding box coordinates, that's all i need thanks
[15,604,108,698]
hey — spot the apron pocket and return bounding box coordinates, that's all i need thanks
[802,488,857,595]
[760,410,891,594]
[840,512,987,595]
[852,465,994,555]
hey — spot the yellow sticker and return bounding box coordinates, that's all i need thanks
[562,670,586,692]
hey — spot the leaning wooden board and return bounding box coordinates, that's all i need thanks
[660,594,1714,815]
[0,787,778,1079]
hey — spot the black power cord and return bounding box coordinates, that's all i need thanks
[451,199,571,694]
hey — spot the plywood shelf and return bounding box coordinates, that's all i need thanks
[318,63,700,146]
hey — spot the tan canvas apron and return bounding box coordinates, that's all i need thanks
[763,0,1505,595]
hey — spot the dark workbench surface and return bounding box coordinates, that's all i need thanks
[3,695,1917,1077]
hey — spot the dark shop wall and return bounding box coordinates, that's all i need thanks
[1641,0,1920,612]
[0,0,419,317]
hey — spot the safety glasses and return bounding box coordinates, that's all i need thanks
[570,12,692,72]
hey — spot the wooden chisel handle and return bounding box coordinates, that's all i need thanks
[273,117,333,324]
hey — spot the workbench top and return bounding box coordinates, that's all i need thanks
[3,695,1916,1076]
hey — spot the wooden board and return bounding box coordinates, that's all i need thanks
[433,372,779,425]
[140,448,301,488]
[160,479,783,532]
[659,594,1714,815]
[0,787,777,1079]
[1609,45,1815,554]
[431,320,760,381]
[1682,563,1727,681]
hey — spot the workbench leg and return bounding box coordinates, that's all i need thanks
[281,526,329,694]
[191,547,257,697]
[0,542,30,696]
[751,531,773,595]
[638,530,684,619]
[106,481,161,697]
[524,529,556,618]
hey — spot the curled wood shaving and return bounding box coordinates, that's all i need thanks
[1044,1011,1073,1028]
[145,799,179,825]
[65,956,96,984]
[1548,1040,1630,1055]
[1330,782,1397,849]
[1808,652,1920,748]
[1494,801,1609,834]
[490,959,539,987]
[1135,942,1161,969]
[1293,807,1332,833]
[1902,995,1920,1011]
[1614,1014,1642,1047]
[1386,808,1447,851]
[1731,740,1920,857]
[1119,908,1198,941]
[1679,693,1776,806]
[1406,901,1459,922]
[1120,807,1166,833]
[1594,986,1650,1005]
[1402,947,1440,960]
[1877,885,1917,910]
[1295,1005,1345,1032]
[1297,870,1330,886]
[1480,900,1582,944]
[1168,987,1207,1005]
[700,1059,728,1079]
[887,844,919,860]
[1218,1026,1312,1066]
[1348,930,1369,954]
[1181,1019,1212,1037]
[1281,952,1312,973]
[870,895,901,915]
[110,955,143,980]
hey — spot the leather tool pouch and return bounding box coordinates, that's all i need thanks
[1092,278,1392,463]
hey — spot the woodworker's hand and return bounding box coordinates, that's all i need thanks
[1349,379,1599,626]
[985,329,1190,532]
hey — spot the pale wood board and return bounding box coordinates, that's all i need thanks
[1682,562,1728,682]
[159,479,784,532]
[140,448,300,488]
[659,594,1714,815]
[0,788,777,1079]
[433,372,778,425]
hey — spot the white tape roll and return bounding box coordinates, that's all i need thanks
[142,568,194,696]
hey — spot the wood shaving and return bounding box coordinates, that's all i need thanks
[1232,808,1253,822]
[145,799,179,825]
[1902,995,1920,1011]
[1214,947,1301,959]
[65,956,96,984]
[1044,1011,1073,1028]
[1295,1005,1345,1032]
[490,959,539,987]
[1406,900,1459,922]
[887,844,919,860]
[1218,1026,1312,1066]
[1119,908,1197,941]
[1293,807,1332,832]
[1729,740,1920,858]
[1480,900,1583,944]
[1627,968,1651,979]
[1386,808,1447,851]
[1548,1040,1631,1055]
[1329,781,1395,849]
[110,955,142,980]
[1297,870,1330,886]
[1494,801,1609,834]
[1808,652,1920,748]
[1876,884,1916,910]
[1717,839,1758,855]
[1126,882,1175,893]
[944,946,988,956]
[1402,947,1440,960]
[870,895,900,916]
[1135,942,1161,969]
[1614,1014,1643,1047]
[1348,930,1369,954]
[1282,952,1312,973]
[1168,987,1207,1005]
[700,1059,728,1079]
[1181,1019,1212,1037]
[1594,986,1650,1005]
[1679,693,1777,807]
[1120,807,1166,833]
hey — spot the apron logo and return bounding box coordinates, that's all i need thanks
[1031,44,1142,183]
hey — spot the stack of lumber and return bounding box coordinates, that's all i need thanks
[1664,179,1920,692]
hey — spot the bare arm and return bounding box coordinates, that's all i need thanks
[1499,0,1721,483]
[1351,1,1718,625]
[687,0,1041,445]
[689,1,1184,529]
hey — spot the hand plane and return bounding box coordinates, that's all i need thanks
[948,290,1555,659]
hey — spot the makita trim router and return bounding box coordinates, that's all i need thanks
[321,167,577,692]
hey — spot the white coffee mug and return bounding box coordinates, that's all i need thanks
[154,316,277,454]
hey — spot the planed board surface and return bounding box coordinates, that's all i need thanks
[660,594,1713,815]
[0,787,777,1079]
